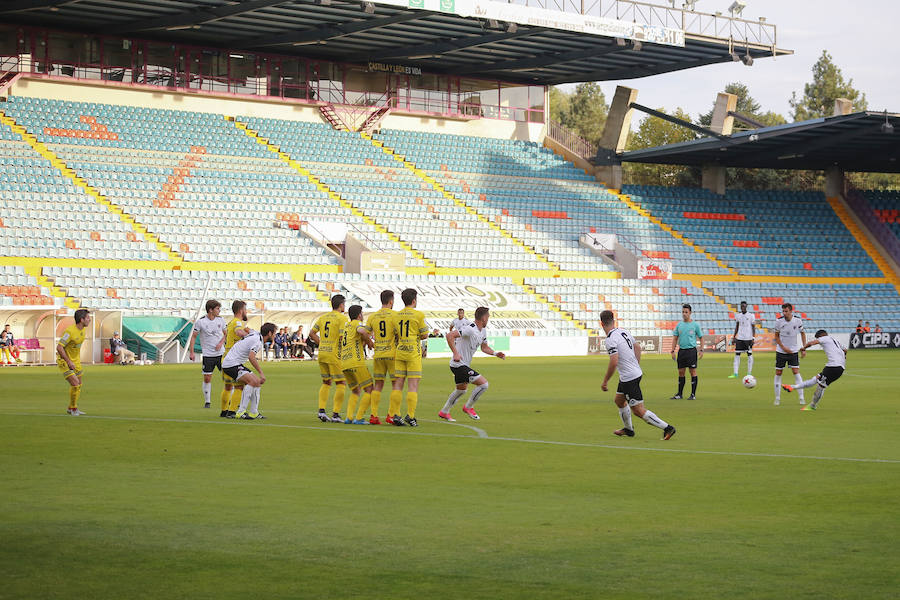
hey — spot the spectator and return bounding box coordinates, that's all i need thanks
[290,327,302,358]
[1,324,22,365]
[855,320,863,333]
[110,332,135,365]
[303,325,318,358]
[863,321,871,333]
[263,332,275,360]
[874,324,883,333]
[279,327,291,358]
[273,328,286,359]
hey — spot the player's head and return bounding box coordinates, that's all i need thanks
[260,322,277,341]
[113,331,120,338]
[401,288,417,307]
[781,303,793,319]
[599,309,615,333]
[232,300,247,320]
[865,321,870,327]
[380,290,394,308]
[348,305,363,321]
[681,303,692,321]
[740,301,748,313]
[457,308,465,318]
[331,294,346,312]
[815,329,827,338]
[473,306,489,327]
[73,308,91,327]
[205,299,221,316]
[858,319,863,325]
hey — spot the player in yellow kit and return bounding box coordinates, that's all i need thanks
[223,300,251,418]
[340,305,376,425]
[390,288,433,427]
[56,308,91,416]
[308,294,349,423]
[365,289,398,425]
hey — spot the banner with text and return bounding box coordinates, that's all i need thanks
[848,331,900,349]
[638,258,673,280]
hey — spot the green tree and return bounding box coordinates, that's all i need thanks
[548,83,608,147]
[790,50,868,121]
[624,107,699,187]
[698,82,787,131]
[548,86,571,127]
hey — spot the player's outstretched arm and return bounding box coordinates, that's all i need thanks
[480,341,505,359]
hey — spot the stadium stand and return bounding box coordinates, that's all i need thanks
[849,189,900,266]
[0,265,60,307]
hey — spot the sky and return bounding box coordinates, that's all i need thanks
[560,0,900,122]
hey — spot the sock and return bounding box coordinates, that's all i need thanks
[811,384,826,407]
[442,388,466,413]
[677,376,685,396]
[355,392,372,420]
[370,390,382,415]
[202,381,211,403]
[641,410,668,430]
[389,389,402,416]
[220,389,230,411]
[318,384,330,411]
[796,376,819,390]
[238,385,253,413]
[69,385,79,409]
[747,354,754,374]
[346,391,360,421]
[332,384,346,415]
[690,376,698,396]
[406,391,418,418]
[465,382,489,409]
[774,375,782,402]
[618,405,633,430]
[249,386,261,414]
[794,373,805,402]
[733,354,740,375]
[228,387,242,412]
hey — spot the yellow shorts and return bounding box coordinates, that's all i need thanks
[343,365,374,390]
[394,356,422,379]
[57,361,83,379]
[319,357,345,383]
[372,357,396,382]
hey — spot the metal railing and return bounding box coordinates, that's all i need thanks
[547,120,597,160]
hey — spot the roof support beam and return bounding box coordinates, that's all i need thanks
[0,0,76,13]
[457,40,636,76]
[545,56,726,86]
[629,102,731,141]
[111,0,292,33]
[343,27,546,63]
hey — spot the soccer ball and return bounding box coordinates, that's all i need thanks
[742,375,757,389]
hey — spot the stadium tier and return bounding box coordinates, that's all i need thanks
[623,185,883,278]
[0,265,60,307]
[853,189,900,264]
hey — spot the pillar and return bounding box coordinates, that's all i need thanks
[825,166,846,198]
[833,98,853,116]
[701,92,738,195]
[594,85,638,189]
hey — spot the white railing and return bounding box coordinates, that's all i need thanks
[548,120,597,160]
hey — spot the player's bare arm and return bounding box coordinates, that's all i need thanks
[731,321,739,345]
[480,341,505,360]
[307,330,319,344]
[188,328,199,361]
[670,332,678,359]
[800,331,807,358]
[774,331,788,354]
[601,353,618,391]
[634,342,642,364]
[215,334,225,351]
[56,342,76,371]
[447,329,461,362]
[248,350,265,385]
[357,326,375,350]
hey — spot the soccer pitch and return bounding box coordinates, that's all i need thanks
[3,352,898,599]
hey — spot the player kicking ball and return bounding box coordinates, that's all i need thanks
[222,322,277,420]
[781,329,846,411]
[439,306,505,422]
[599,310,676,441]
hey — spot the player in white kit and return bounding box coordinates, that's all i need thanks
[599,310,676,440]
[188,299,227,410]
[781,329,846,411]
[439,306,505,421]
[222,323,277,420]
[729,301,756,379]
[773,302,807,406]
[449,308,470,334]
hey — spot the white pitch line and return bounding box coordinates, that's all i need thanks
[1,412,898,464]
[420,418,488,438]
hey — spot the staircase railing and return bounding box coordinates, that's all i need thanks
[547,120,597,161]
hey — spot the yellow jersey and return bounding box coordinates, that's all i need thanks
[57,324,86,365]
[339,319,368,369]
[312,310,349,360]
[395,307,429,361]
[366,308,398,360]
[224,318,246,355]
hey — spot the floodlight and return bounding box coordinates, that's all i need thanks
[362,1,375,14]
[728,1,746,17]
[487,19,500,29]
[506,21,517,33]
[683,0,699,10]
[741,52,753,66]
[882,111,894,134]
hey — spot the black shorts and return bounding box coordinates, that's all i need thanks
[223,364,250,382]
[616,376,643,406]
[734,339,754,353]
[775,352,800,369]
[202,354,223,374]
[818,366,844,387]
[450,364,480,385]
[677,348,698,369]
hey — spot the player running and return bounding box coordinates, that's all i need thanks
[390,288,432,427]
[773,302,806,406]
[439,306,505,422]
[365,290,398,425]
[671,303,703,400]
[729,301,756,379]
[341,305,376,424]
[223,323,277,420]
[449,308,470,334]
[57,308,91,416]
[308,294,349,423]
[222,300,251,418]
[600,309,676,440]
[188,299,226,411]
[781,329,846,411]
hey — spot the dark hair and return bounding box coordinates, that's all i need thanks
[348,305,362,320]
[474,306,489,321]
[232,300,246,314]
[380,290,394,305]
[740,300,747,305]
[401,288,417,306]
[74,308,89,324]
[600,310,615,326]
[781,303,793,310]
[205,299,221,313]
[260,322,277,337]
[682,303,692,311]
[331,294,345,310]
[815,329,827,338]
[458,308,465,313]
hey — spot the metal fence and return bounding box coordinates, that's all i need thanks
[547,120,597,160]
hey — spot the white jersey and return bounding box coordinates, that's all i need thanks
[193,315,226,357]
[774,316,805,354]
[222,331,263,368]
[449,322,487,368]
[735,311,755,341]
[605,327,642,382]
[818,335,847,368]
[450,317,471,332]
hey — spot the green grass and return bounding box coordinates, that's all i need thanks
[2,352,898,599]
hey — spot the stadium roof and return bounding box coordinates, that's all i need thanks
[1,0,791,85]
[621,112,900,173]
